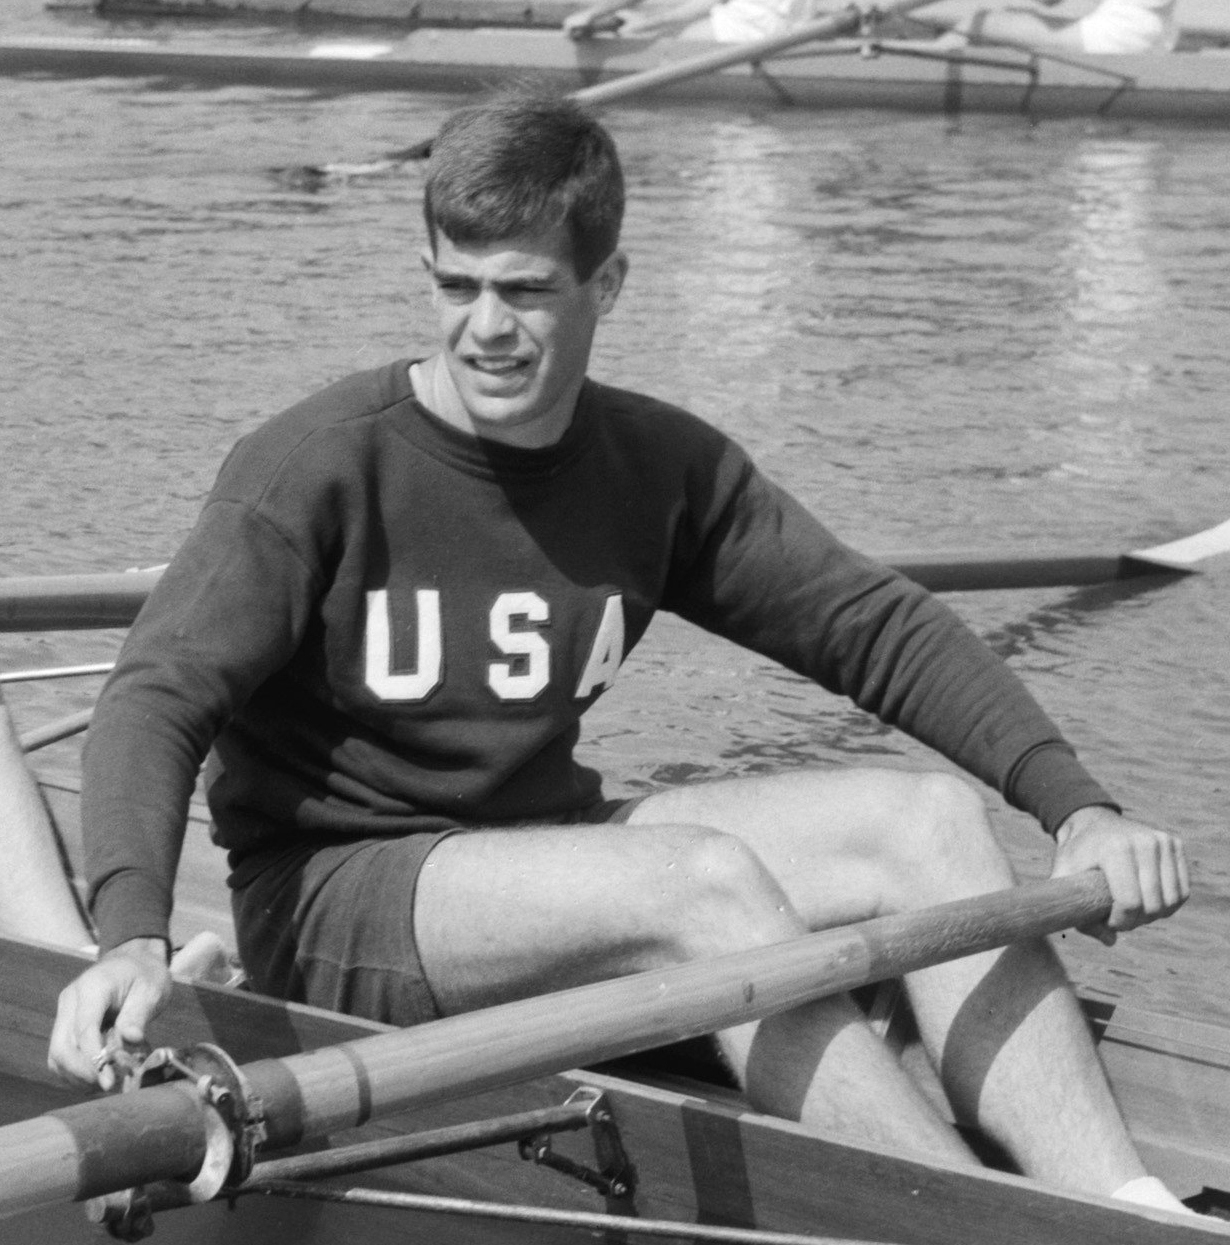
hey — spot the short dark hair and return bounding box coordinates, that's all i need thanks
[424,91,624,282]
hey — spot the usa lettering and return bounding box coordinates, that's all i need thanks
[364,589,624,703]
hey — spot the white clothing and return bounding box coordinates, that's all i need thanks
[709,0,815,42]
[1076,0,1177,52]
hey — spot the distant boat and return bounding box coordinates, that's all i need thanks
[5,0,1230,124]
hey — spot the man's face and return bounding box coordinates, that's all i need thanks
[422,228,626,448]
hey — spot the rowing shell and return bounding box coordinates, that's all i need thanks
[7,24,1230,124]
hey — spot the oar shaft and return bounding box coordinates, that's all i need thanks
[0,872,1110,1218]
[0,569,163,633]
[570,0,941,108]
[0,1083,207,1220]
[884,552,1184,593]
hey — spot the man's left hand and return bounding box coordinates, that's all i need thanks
[1051,805,1190,945]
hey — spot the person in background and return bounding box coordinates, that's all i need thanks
[921,0,1178,54]
[563,0,1177,51]
[563,0,833,44]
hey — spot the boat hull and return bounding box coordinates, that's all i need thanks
[2,935,1229,1243]
[6,26,1230,123]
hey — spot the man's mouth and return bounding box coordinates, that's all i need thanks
[467,356,528,377]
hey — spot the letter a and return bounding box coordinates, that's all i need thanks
[575,594,625,699]
[364,588,443,701]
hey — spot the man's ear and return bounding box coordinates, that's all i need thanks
[594,249,629,316]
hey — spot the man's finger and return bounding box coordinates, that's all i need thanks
[1133,836,1164,918]
[1162,836,1191,912]
[1100,852,1145,931]
[48,989,103,1087]
[113,984,159,1046]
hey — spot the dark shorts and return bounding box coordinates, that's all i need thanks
[231,796,644,1027]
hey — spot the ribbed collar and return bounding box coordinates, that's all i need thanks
[385,359,595,482]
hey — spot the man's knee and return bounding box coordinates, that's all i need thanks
[652,825,805,962]
[877,771,1014,902]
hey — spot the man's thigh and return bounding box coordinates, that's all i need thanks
[413,820,783,1016]
[627,767,950,929]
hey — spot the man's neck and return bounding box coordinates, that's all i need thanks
[408,357,577,450]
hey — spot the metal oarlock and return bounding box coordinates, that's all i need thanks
[518,1086,637,1201]
[86,1042,267,1241]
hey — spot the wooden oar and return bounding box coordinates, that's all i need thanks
[0,566,163,633]
[885,518,1230,592]
[0,871,1111,1218]
[320,0,947,174]
[910,517,1230,591]
[1,519,1226,632]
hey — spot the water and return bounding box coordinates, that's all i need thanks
[1,30,1228,1025]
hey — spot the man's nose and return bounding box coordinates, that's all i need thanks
[469,288,515,340]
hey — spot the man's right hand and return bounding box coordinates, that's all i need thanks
[47,937,172,1090]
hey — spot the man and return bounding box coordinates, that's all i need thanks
[50,92,1191,1213]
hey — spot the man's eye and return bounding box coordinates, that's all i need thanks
[506,286,553,305]
[435,280,476,299]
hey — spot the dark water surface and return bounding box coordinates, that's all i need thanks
[2,56,1228,1022]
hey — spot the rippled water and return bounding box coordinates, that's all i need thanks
[1,40,1228,1022]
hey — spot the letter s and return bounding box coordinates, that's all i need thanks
[488,592,550,701]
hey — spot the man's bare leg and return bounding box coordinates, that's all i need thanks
[628,770,1149,1196]
[413,820,975,1163]
[0,688,92,947]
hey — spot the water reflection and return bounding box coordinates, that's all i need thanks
[632,118,801,388]
[974,573,1185,661]
[1044,138,1169,476]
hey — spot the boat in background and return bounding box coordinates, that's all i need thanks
[5,0,1230,124]
[39,0,1230,44]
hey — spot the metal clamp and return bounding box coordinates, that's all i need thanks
[86,1042,267,1240]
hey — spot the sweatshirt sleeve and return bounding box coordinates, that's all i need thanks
[84,497,322,951]
[666,455,1118,835]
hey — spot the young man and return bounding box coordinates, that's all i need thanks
[50,92,1191,1212]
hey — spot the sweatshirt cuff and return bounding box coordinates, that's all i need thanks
[89,869,173,955]
[1005,742,1121,837]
